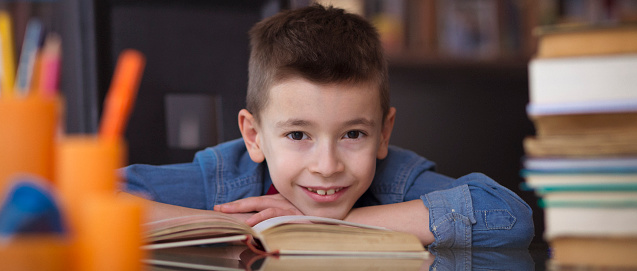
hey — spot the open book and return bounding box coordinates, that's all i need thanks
[143,213,427,257]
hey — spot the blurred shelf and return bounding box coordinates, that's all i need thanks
[387,51,530,70]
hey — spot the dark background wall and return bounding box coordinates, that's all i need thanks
[94,0,280,164]
[91,1,543,244]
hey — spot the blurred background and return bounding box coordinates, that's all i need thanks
[4,0,637,246]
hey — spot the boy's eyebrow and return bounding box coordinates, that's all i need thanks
[344,118,376,128]
[275,119,312,128]
[274,118,376,128]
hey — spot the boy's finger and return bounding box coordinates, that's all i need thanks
[214,197,260,213]
[245,208,300,226]
[215,195,289,213]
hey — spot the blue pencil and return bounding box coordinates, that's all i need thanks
[14,18,42,97]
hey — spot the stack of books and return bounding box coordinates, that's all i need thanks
[522,24,637,269]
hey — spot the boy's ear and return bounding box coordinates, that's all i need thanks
[238,109,265,163]
[377,107,396,159]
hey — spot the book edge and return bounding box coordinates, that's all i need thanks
[143,235,249,250]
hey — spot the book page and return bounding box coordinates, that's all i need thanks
[146,213,254,243]
[252,215,388,233]
[144,235,249,250]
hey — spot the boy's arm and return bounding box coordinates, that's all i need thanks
[118,191,254,223]
[216,173,535,248]
[344,200,435,245]
[214,193,435,245]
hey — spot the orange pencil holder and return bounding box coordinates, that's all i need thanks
[76,193,145,271]
[0,234,70,271]
[55,136,145,271]
[55,136,126,232]
[0,95,61,198]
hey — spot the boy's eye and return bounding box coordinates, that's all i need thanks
[345,130,361,139]
[286,131,307,140]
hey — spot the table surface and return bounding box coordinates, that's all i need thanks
[146,242,552,271]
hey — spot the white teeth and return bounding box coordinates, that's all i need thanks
[306,187,341,195]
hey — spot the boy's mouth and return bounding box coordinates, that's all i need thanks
[305,187,344,195]
[301,186,348,203]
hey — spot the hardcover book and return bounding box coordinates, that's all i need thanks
[144,214,428,258]
[550,237,637,269]
[529,111,637,136]
[521,169,637,191]
[544,206,637,239]
[523,134,637,157]
[535,24,637,58]
[528,54,637,112]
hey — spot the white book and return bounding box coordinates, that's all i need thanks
[523,157,637,171]
[527,100,637,115]
[523,172,637,188]
[544,207,637,240]
[541,191,637,206]
[528,54,637,115]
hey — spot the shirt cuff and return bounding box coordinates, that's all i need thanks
[422,184,477,248]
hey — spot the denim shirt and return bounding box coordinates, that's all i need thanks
[124,138,534,248]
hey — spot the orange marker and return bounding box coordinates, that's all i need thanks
[99,49,145,139]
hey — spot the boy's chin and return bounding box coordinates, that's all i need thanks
[301,207,349,220]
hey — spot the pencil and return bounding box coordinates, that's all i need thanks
[0,11,16,98]
[99,49,146,140]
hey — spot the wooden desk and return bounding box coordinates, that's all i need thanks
[146,243,550,270]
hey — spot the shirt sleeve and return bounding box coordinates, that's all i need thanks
[418,172,534,248]
[122,161,210,210]
[120,139,264,210]
[371,146,534,248]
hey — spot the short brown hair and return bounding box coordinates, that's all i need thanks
[246,4,389,122]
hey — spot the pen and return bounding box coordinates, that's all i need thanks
[0,11,16,98]
[99,49,146,139]
[15,18,42,96]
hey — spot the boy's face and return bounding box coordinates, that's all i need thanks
[240,77,395,219]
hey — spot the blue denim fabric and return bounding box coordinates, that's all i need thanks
[123,138,534,248]
[428,248,535,270]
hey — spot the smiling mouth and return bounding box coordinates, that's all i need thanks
[305,187,344,195]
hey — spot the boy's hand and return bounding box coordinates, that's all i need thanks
[214,194,303,226]
[118,191,256,225]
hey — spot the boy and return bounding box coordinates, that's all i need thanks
[122,4,533,248]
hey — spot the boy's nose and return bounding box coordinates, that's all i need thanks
[308,141,344,178]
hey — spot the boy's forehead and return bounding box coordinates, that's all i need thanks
[260,78,384,121]
[267,78,379,98]
[268,78,378,101]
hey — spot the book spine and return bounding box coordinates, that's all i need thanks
[244,234,275,256]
